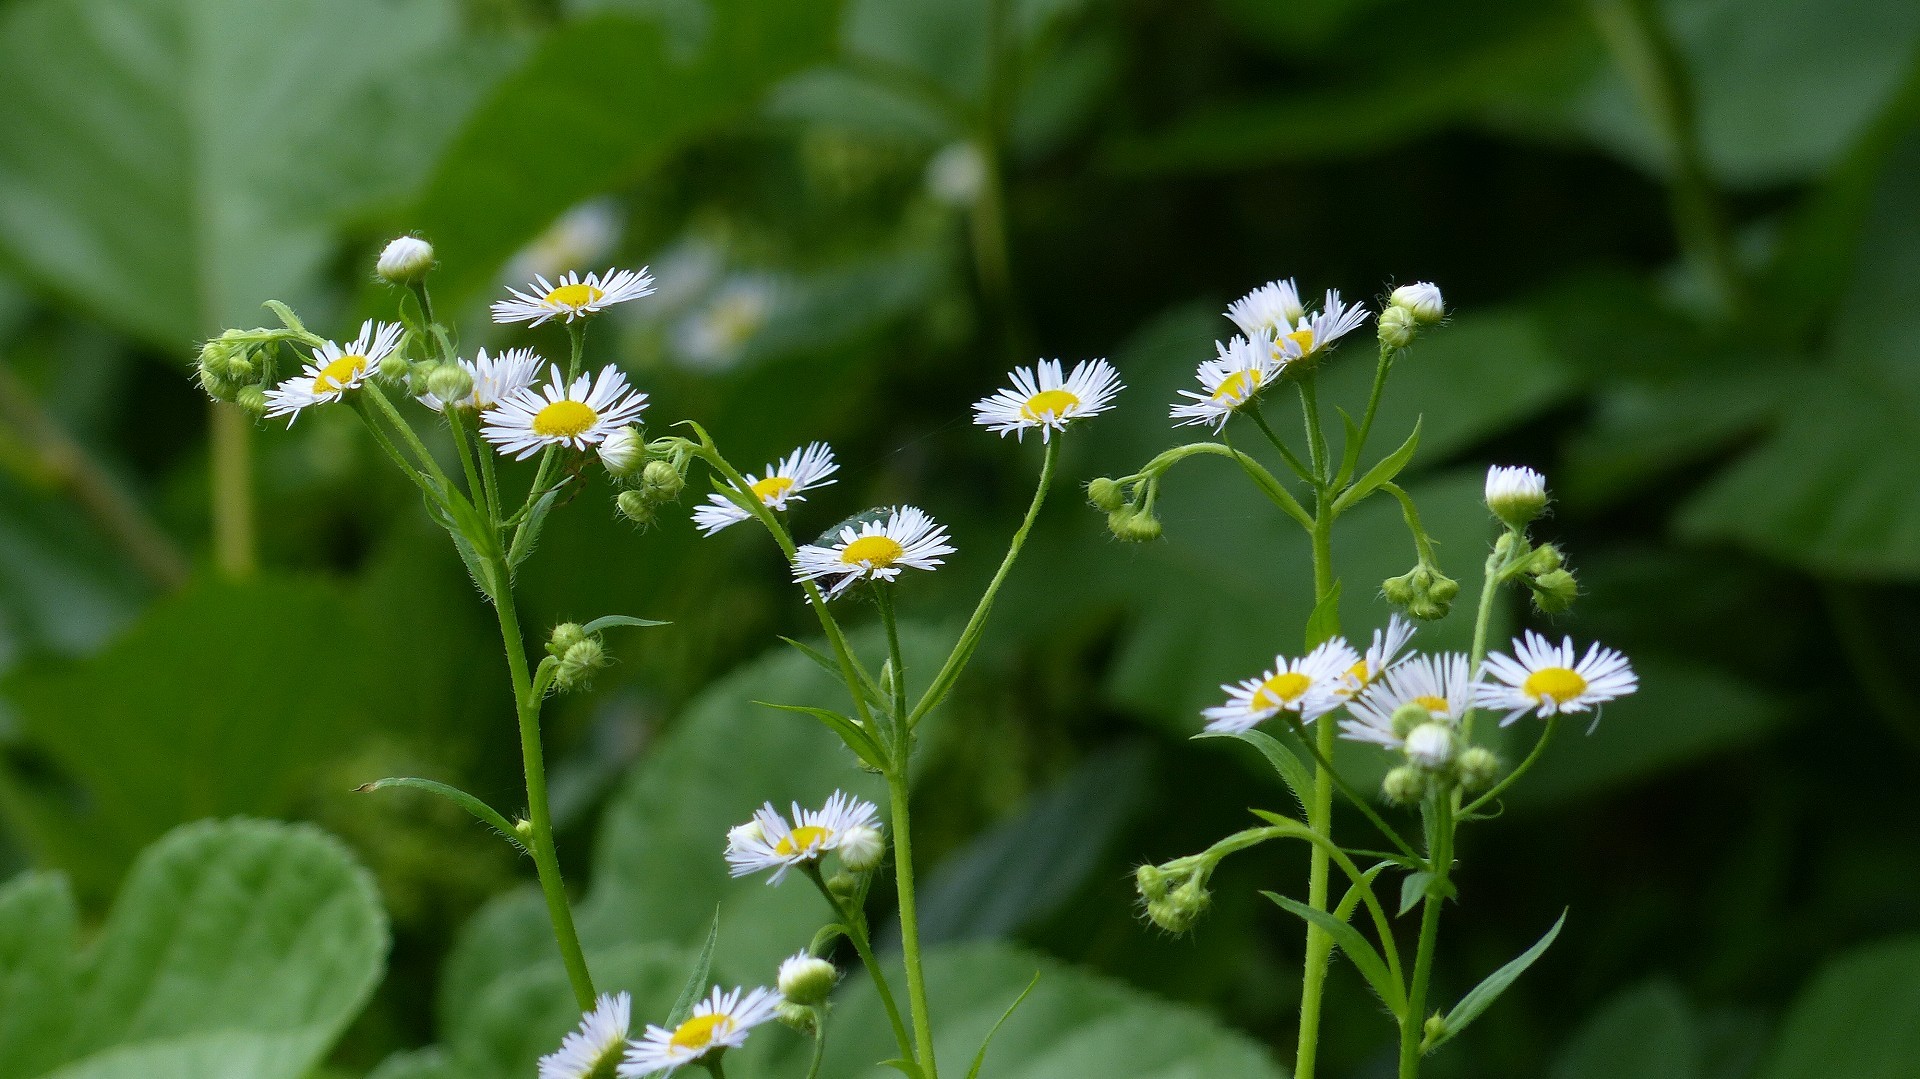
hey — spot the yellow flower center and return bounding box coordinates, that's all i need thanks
[841,535,905,567]
[544,282,605,309]
[752,476,796,502]
[668,1012,735,1052]
[1523,667,1587,704]
[531,399,598,439]
[1285,327,1316,354]
[773,825,831,857]
[312,354,367,393]
[1021,388,1080,421]
[1211,368,1264,403]
[1251,671,1313,711]
[1414,694,1451,713]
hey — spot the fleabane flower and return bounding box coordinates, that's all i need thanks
[1340,653,1474,750]
[492,267,655,326]
[482,364,647,460]
[1226,279,1307,339]
[1337,614,1416,698]
[1274,289,1370,363]
[792,506,954,598]
[1485,465,1549,528]
[262,320,403,423]
[1203,638,1360,733]
[540,992,630,1079]
[691,443,839,535]
[726,791,881,883]
[619,986,782,1077]
[1170,333,1281,431]
[1475,632,1638,727]
[972,358,1123,442]
[419,347,543,412]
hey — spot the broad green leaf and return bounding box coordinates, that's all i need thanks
[1193,729,1314,818]
[1553,981,1700,1079]
[0,0,480,347]
[1264,891,1406,1017]
[1432,909,1566,1048]
[914,747,1149,945]
[0,874,76,1079]
[1759,935,1920,1079]
[412,1,842,305]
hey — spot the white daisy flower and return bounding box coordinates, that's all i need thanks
[619,986,782,1077]
[726,791,882,884]
[492,267,656,326]
[261,320,403,423]
[540,992,631,1079]
[481,364,648,460]
[1336,614,1417,698]
[1275,289,1371,362]
[1485,464,1549,526]
[1474,632,1638,726]
[1226,279,1307,340]
[1203,638,1360,733]
[1170,333,1282,431]
[972,358,1124,442]
[419,347,543,412]
[691,442,839,535]
[792,506,954,598]
[1340,653,1474,750]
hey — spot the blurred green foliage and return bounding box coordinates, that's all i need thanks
[1,0,1919,1074]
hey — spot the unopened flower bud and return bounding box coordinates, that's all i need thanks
[776,1001,818,1035]
[598,426,644,479]
[548,623,587,657]
[1457,746,1499,791]
[376,235,435,284]
[1427,574,1460,604]
[1390,282,1445,323]
[641,459,684,500]
[1086,477,1127,512]
[513,818,535,844]
[196,333,251,401]
[1135,864,1172,902]
[426,362,473,407]
[1525,543,1564,575]
[1383,563,1457,621]
[1109,507,1162,543]
[234,384,268,419]
[778,954,839,1006]
[1382,764,1427,805]
[1423,1012,1448,1044]
[1407,598,1448,621]
[838,824,884,872]
[826,871,860,899]
[1485,465,1548,530]
[408,360,441,399]
[1145,876,1210,934]
[1530,568,1579,614]
[554,638,606,690]
[1391,703,1434,740]
[378,350,410,383]
[1404,722,1455,770]
[1382,571,1416,606]
[1377,304,1417,349]
[616,489,654,526]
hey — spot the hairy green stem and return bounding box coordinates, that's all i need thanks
[888,769,939,1078]
[1337,342,1397,490]
[1298,377,1330,485]
[1399,794,1453,1079]
[1295,505,1339,1079]
[1249,404,1318,487]
[806,866,913,1061]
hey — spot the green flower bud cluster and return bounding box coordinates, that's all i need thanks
[1520,543,1579,613]
[1379,282,1445,348]
[196,330,259,402]
[547,622,608,691]
[1382,560,1459,621]
[607,436,690,527]
[1136,862,1211,934]
[1384,742,1500,803]
[1089,475,1163,543]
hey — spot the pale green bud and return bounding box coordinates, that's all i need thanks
[837,824,885,872]
[1457,746,1499,791]
[1391,702,1433,740]
[1382,764,1427,805]
[1390,282,1445,323]
[376,235,435,284]
[555,638,606,690]
[1144,876,1210,934]
[1086,477,1127,512]
[513,818,535,844]
[1404,722,1455,770]
[1485,465,1548,530]
[407,360,441,399]
[641,459,684,501]
[1383,563,1457,621]
[826,871,860,900]
[1110,507,1162,543]
[776,1001,819,1035]
[548,623,588,658]
[598,425,645,479]
[1530,568,1580,614]
[778,954,839,1006]
[196,332,252,401]
[234,384,268,419]
[616,489,654,525]
[1423,1012,1448,1045]
[377,350,410,383]
[1135,864,1172,902]
[426,362,473,406]
[1377,304,1417,349]
[1525,543,1564,575]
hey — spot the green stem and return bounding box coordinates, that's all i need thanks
[888,770,939,1079]
[1380,482,1439,565]
[363,383,454,492]
[1337,343,1396,491]
[447,408,487,510]
[1459,538,1516,745]
[1249,405,1319,487]
[566,320,585,381]
[804,1013,829,1079]
[704,1056,728,1079]
[1156,440,1313,531]
[1295,506,1338,1079]
[1462,717,1557,816]
[409,280,437,328]
[1297,377,1329,485]
[906,438,1057,727]
[490,557,596,1009]
[806,867,913,1062]
[1399,794,1453,1079]
[875,584,909,742]
[1284,721,1421,863]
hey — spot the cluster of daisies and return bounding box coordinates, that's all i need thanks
[536,792,884,1079]
[1204,609,1637,796]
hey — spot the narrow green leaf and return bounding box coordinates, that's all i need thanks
[355,777,525,854]
[967,972,1042,1079]
[666,910,721,1029]
[1399,871,1434,917]
[1249,808,1299,829]
[1432,909,1567,1048]
[1305,580,1344,647]
[1333,417,1422,515]
[1265,892,1406,1017]
[580,614,671,634]
[425,493,500,600]
[1195,729,1312,817]
[507,485,562,569]
[882,1059,928,1079]
[1335,405,1365,487]
[756,700,889,772]
[777,636,889,712]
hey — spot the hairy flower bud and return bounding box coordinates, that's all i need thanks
[1457,746,1500,791]
[776,1001,818,1036]
[554,638,606,690]
[598,425,644,479]
[1382,764,1427,805]
[1135,864,1172,902]
[376,235,435,284]
[1485,465,1548,530]
[616,489,654,526]
[234,384,268,419]
[1109,507,1162,543]
[377,350,411,383]
[1404,722,1455,770]
[1530,568,1580,614]
[1391,702,1434,740]
[1390,282,1445,323]
[1383,563,1458,621]
[1145,876,1210,934]
[641,459,684,501]
[426,362,473,407]
[1086,477,1127,512]
[196,332,253,401]
[778,954,839,1006]
[407,360,441,399]
[548,622,587,657]
[826,871,860,899]
[1525,543,1564,575]
[1377,304,1417,349]
[838,824,885,872]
